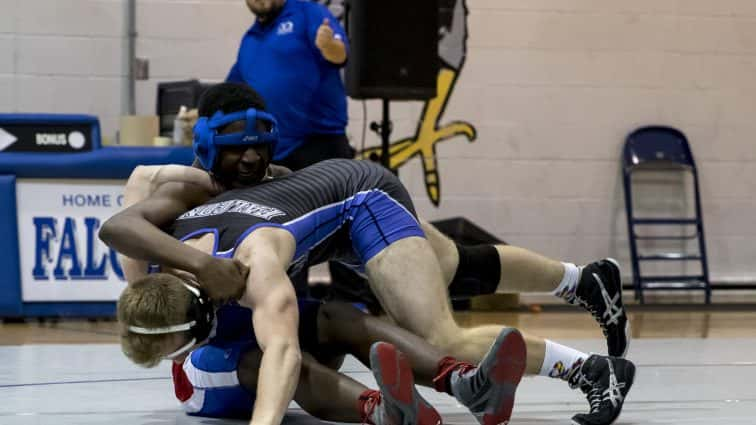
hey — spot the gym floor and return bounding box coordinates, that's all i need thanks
[2,307,755,424]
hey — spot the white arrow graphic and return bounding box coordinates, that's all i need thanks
[0,127,18,151]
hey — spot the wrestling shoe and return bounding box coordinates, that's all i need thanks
[441,328,527,425]
[368,342,442,425]
[568,258,629,357]
[569,355,635,425]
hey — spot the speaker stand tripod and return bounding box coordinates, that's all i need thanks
[369,99,397,175]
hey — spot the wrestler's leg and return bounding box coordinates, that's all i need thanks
[366,234,636,425]
[238,349,367,422]
[351,186,632,422]
[318,301,528,425]
[420,219,563,293]
[421,220,629,358]
[317,301,444,386]
[296,353,372,422]
[365,239,635,424]
[364,236,544,369]
[239,343,445,424]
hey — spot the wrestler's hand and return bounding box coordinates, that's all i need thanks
[195,256,250,302]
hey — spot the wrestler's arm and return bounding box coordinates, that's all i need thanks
[100,181,218,278]
[235,228,301,425]
[99,183,248,301]
[125,164,222,204]
[118,165,223,281]
[118,166,158,281]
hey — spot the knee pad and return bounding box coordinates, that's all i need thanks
[448,244,501,298]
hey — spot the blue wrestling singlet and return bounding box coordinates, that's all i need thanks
[169,159,423,418]
[169,159,425,273]
[172,300,322,418]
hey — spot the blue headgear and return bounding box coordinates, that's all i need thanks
[193,108,279,171]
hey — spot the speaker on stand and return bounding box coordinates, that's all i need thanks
[345,0,439,172]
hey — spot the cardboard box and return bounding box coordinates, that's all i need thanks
[119,115,159,146]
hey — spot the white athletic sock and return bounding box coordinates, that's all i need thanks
[551,262,581,301]
[538,340,588,382]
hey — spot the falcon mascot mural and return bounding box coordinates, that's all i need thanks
[318,0,477,206]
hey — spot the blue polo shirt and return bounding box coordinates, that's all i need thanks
[227,0,348,161]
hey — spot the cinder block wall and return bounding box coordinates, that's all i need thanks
[2,0,754,283]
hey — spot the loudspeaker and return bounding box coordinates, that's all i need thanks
[346,0,439,100]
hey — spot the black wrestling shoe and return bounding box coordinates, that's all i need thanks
[568,258,629,357]
[569,355,635,425]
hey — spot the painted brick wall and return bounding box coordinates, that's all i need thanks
[2,0,755,283]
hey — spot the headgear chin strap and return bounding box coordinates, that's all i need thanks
[127,282,215,357]
[193,108,279,171]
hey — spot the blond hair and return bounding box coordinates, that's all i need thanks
[117,273,193,367]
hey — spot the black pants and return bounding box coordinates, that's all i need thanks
[275,133,356,171]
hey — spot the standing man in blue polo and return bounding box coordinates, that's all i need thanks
[227,0,354,170]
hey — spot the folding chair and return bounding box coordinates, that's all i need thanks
[622,126,712,304]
